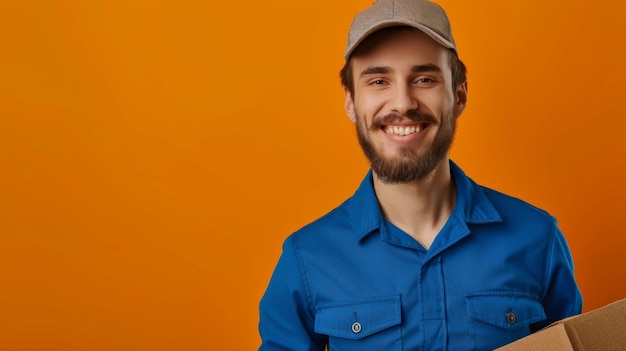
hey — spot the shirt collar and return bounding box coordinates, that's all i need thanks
[348,169,382,241]
[347,160,503,242]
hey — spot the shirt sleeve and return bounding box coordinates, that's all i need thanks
[258,234,327,351]
[533,217,583,331]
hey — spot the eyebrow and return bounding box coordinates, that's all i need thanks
[359,64,443,78]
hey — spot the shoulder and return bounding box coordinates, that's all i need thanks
[479,185,557,232]
[288,198,354,249]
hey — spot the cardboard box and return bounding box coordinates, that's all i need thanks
[496,298,626,350]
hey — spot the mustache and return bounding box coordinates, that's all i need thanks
[370,111,438,130]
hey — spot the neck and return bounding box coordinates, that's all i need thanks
[372,158,455,249]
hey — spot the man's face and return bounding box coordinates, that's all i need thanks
[345,28,467,183]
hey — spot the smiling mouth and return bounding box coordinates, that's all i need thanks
[383,124,427,136]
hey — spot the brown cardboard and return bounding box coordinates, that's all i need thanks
[496,298,626,351]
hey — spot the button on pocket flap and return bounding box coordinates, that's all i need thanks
[315,296,401,340]
[466,292,546,330]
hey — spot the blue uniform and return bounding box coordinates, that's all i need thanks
[259,161,582,350]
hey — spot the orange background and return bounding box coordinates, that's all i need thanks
[1,0,625,350]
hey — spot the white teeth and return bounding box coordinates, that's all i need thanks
[384,125,421,136]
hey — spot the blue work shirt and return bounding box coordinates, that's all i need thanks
[259,161,582,351]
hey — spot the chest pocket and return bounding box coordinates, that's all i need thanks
[466,292,546,351]
[315,296,403,351]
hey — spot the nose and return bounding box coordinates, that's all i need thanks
[390,84,418,115]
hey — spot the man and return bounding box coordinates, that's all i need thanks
[258,0,583,350]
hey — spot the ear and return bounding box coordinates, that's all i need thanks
[344,88,357,123]
[454,81,468,117]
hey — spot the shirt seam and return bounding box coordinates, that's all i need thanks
[291,233,317,320]
[540,217,557,303]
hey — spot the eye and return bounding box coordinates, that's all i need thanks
[364,78,389,87]
[415,77,435,84]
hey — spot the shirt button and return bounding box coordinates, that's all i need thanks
[351,322,362,334]
[506,311,516,324]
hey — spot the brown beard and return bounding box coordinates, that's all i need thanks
[356,110,456,184]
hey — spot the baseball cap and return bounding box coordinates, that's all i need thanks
[344,0,456,61]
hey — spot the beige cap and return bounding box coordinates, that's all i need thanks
[344,0,456,60]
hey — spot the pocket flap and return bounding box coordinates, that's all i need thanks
[466,292,546,330]
[315,296,401,340]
